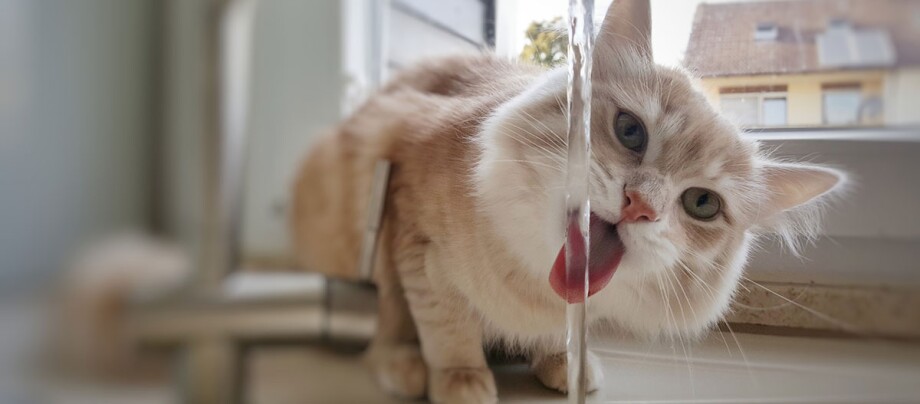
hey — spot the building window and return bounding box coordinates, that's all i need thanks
[754,22,778,41]
[823,83,862,125]
[719,86,788,127]
[816,18,895,68]
[761,97,788,126]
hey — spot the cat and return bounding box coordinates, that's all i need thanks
[291,0,844,402]
[53,233,189,380]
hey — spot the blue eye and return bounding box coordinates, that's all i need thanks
[614,112,647,153]
[681,187,722,220]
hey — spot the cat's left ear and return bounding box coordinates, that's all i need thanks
[597,0,652,61]
[758,162,845,220]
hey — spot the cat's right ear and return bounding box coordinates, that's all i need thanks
[752,162,847,251]
[596,0,653,61]
[758,162,845,219]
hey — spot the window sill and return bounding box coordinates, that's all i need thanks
[744,125,920,142]
[243,330,920,403]
[728,279,920,339]
[557,332,920,403]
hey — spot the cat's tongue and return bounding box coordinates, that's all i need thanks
[549,214,625,303]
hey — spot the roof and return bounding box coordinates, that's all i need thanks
[684,0,920,77]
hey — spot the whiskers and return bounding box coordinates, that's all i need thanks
[655,252,755,383]
[659,264,699,396]
[650,246,897,395]
[495,120,566,169]
[737,276,864,336]
[488,159,564,174]
[674,259,752,374]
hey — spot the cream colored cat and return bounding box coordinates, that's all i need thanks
[291,0,844,402]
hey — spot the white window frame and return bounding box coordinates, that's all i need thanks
[720,91,788,127]
[341,0,391,117]
[822,87,863,125]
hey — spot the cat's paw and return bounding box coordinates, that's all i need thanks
[531,351,604,394]
[365,342,428,399]
[429,367,497,404]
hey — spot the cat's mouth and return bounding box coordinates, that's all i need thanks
[549,213,626,303]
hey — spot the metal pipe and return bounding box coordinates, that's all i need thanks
[200,0,258,289]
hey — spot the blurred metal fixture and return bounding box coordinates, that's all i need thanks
[357,160,392,281]
[185,0,259,402]
[199,0,257,289]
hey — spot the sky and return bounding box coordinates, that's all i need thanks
[498,0,754,67]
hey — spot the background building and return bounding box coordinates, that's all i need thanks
[685,0,920,128]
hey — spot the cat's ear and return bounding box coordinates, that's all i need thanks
[597,0,652,61]
[758,162,845,220]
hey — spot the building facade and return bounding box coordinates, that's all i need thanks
[685,0,920,128]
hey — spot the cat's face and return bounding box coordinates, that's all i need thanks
[583,53,762,337]
[476,0,843,339]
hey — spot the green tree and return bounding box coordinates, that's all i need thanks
[520,17,568,68]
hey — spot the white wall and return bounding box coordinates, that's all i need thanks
[747,131,920,287]
[884,68,920,125]
[240,0,342,261]
[160,0,207,267]
[0,0,156,293]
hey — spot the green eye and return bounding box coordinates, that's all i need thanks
[681,187,721,221]
[614,112,647,153]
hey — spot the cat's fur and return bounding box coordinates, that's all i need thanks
[54,233,189,379]
[291,0,844,402]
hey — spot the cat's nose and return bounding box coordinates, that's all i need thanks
[621,191,659,223]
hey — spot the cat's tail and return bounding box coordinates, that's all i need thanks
[51,233,189,380]
[290,128,376,281]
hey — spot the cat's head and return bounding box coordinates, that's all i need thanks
[476,0,845,339]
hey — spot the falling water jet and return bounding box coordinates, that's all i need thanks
[564,0,594,402]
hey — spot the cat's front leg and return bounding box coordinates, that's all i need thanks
[530,347,604,394]
[364,254,427,399]
[398,248,497,404]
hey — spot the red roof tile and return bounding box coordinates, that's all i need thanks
[684,0,920,77]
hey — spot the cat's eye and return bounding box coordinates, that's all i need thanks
[681,187,721,221]
[614,112,647,154]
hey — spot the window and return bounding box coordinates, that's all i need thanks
[719,87,788,127]
[761,97,788,126]
[388,0,492,73]
[817,18,895,68]
[754,22,778,41]
[720,96,759,127]
[823,84,862,125]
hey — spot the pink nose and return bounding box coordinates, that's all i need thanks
[621,191,659,223]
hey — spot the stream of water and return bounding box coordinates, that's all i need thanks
[564,0,595,402]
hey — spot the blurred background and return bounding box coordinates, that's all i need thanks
[1,0,919,403]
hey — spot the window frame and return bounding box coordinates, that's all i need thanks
[822,84,863,126]
[341,0,495,115]
[719,91,789,127]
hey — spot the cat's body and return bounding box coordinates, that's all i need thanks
[294,55,578,334]
[293,57,571,399]
[294,55,596,400]
[292,55,540,288]
[292,1,843,402]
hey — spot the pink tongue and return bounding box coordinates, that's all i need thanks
[549,215,625,303]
